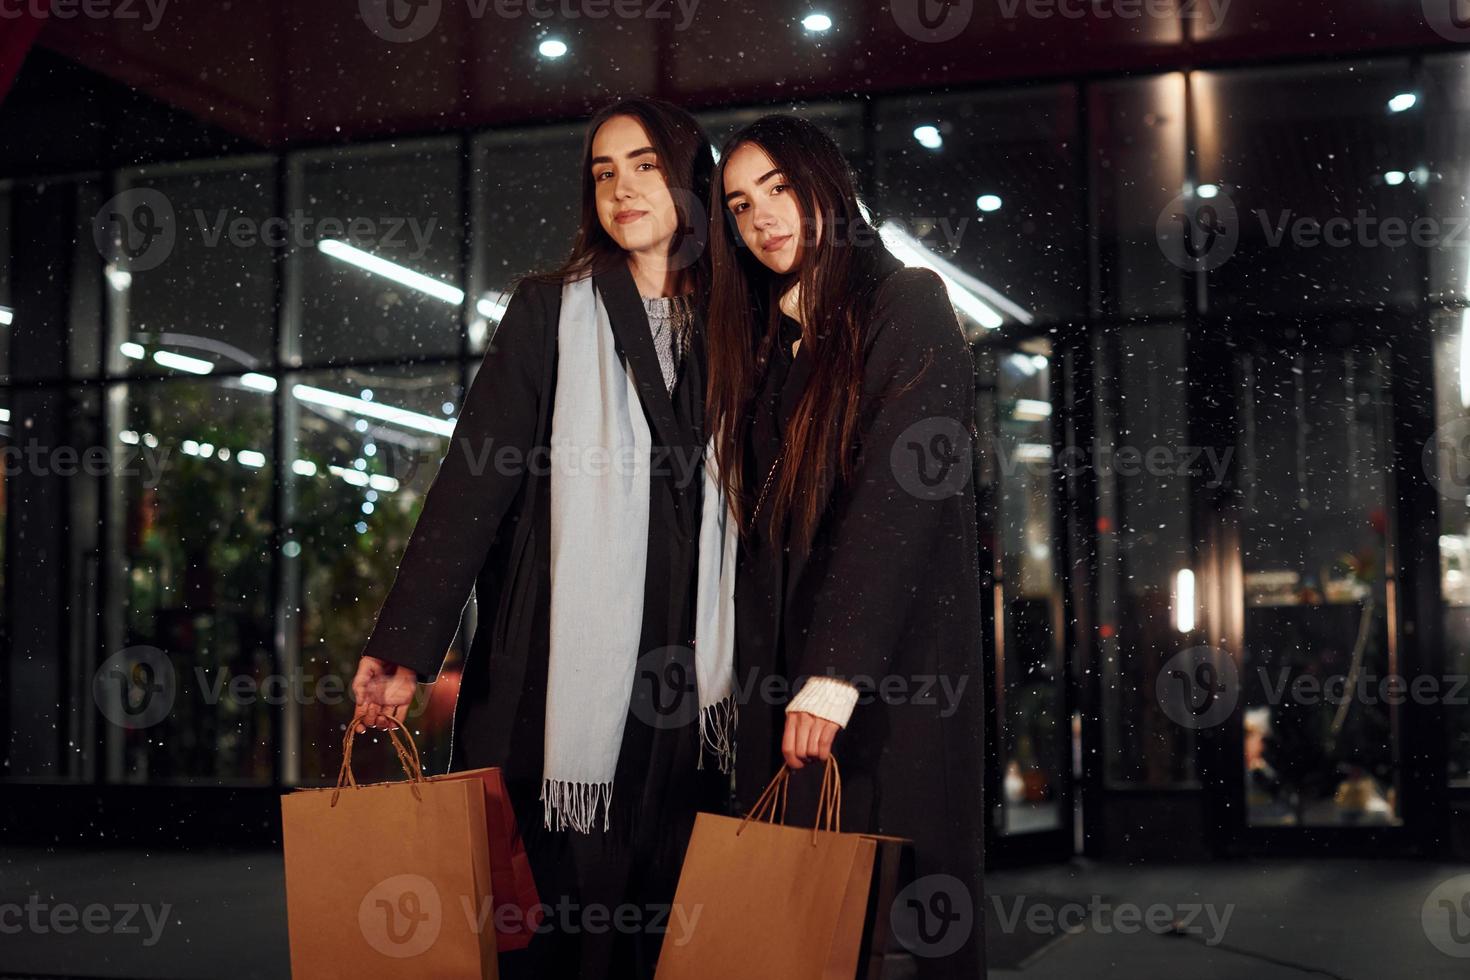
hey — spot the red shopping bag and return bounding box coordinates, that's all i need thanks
[437,766,543,951]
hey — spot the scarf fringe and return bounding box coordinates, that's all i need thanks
[697,694,737,775]
[541,777,614,834]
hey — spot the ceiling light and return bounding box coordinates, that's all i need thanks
[1388,92,1417,113]
[913,125,943,150]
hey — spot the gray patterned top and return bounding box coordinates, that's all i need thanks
[641,293,694,394]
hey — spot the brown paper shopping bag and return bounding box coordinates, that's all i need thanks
[280,713,498,979]
[655,756,911,980]
[432,766,543,951]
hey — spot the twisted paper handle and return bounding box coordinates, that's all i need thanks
[736,755,842,845]
[330,709,425,807]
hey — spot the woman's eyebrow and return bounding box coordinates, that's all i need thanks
[589,146,657,167]
[723,168,783,203]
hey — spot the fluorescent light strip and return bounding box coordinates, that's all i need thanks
[878,225,1002,330]
[877,222,1034,330]
[0,307,12,326]
[476,291,510,323]
[318,240,464,305]
[293,382,455,437]
[1013,398,1052,420]
[241,373,279,393]
[153,350,214,375]
[1175,569,1196,633]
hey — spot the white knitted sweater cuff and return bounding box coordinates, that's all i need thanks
[786,676,860,729]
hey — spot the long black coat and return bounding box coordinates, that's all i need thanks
[734,253,987,978]
[358,259,726,977]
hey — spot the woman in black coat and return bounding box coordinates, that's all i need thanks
[707,114,988,978]
[349,97,729,980]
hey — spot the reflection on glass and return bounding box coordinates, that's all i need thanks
[292,140,463,365]
[1426,53,1470,304]
[1238,342,1401,826]
[286,365,459,786]
[472,125,583,353]
[1095,325,1197,786]
[1090,74,1187,318]
[111,161,276,378]
[0,185,11,381]
[1431,311,1470,787]
[108,379,274,783]
[874,87,1082,327]
[982,338,1065,834]
[1195,61,1420,314]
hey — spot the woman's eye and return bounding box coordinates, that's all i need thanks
[772,183,788,195]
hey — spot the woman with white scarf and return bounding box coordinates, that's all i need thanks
[350,97,736,980]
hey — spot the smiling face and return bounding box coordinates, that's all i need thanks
[590,114,680,257]
[721,141,816,276]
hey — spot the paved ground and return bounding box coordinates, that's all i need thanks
[0,847,1464,978]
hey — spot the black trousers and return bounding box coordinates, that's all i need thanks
[497,687,730,980]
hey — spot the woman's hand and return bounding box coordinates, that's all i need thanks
[350,655,419,734]
[783,711,840,769]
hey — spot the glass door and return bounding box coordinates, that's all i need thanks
[977,336,1075,861]
[1232,335,1404,830]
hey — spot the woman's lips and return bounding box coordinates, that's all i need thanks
[761,234,791,253]
[615,210,647,224]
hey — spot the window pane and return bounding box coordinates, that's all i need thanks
[698,103,863,159]
[0,183,11,378]
[1237,341,1400,826]
[290,140,463,366]
[1091,74,1188,318]
[104,378,274,784]
[1430,310,1470,787]
[3,385,104,783]
[979,339,1067,834]
[285,364,461,785]
[874,86,1082,331]
[110,160,277,378]
[1096,325,1198,787]
[1195,61,1421,315]
[470,125,582,354]
[1426,53,1470,304]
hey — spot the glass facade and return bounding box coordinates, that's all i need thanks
[3,58,1468,855]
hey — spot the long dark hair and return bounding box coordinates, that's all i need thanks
[706,114,889,550]
[522,96,714,297]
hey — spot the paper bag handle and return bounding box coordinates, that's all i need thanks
[330,710,425,807]
[736,755,842,845]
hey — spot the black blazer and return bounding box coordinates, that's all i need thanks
[733,253,988,979]
[358,259,708,789]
